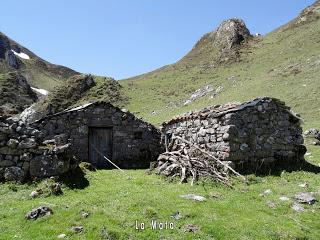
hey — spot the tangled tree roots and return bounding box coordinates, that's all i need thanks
[155,136,245,186]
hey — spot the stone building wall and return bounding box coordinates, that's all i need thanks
[0,101,163,182]
[0,116,73,182]
[32,102,162,169]
[162,97,306,171]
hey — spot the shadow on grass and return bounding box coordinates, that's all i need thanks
[238,159,320,177]
[60,167,89,189]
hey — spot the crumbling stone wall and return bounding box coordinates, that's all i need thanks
[0,117,73,182]
[162,97,306,172]
[33,102,162,169]
[0,101,162,182]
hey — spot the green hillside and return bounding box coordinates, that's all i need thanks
[27,74,128,122]
[0,31,78,91]
[121,2,320,129]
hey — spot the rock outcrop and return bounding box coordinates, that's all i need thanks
[0,72,38,117]
[212,18,251,50]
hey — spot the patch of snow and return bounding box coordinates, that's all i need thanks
[11,49,30,60]
[31,87,49,96]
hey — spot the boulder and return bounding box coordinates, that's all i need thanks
[0,146,23,155]
[0,160,15,168]
[25,206,53,220]
[294,192,317,205]
[53,143,70,154]
[30,155,70,178]
[18,138,37,149]
[0,133,7,141]
[5,50,19,69]
[7,139,19,148]
[4,166,25,182]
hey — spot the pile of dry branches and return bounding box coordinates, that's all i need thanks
[156,136,245,186]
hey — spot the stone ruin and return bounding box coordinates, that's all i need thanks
[0,116,73,182]
[0,101,162,182]
[161,97,306,173]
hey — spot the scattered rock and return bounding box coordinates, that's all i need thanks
[184,85,224,105]
[49,183,63,196]
[298,182,308,188]
[312,140,320,146]
[184,85,214,105]
[25,206,53,220]
[71,226,84,233]
[260,189,272,197]
[171,211,182,220]
[30,189,43,198]
[7,139,19,148]
[209,192,222,199]
[81,212,90,218]
[57,234,66,239]
[183,224,200,233]
[294,192,317,205]
[18,138,37,149]
[291,203,305,212]
[304,128,320,137]
[79,162,96,172]
[4,166,25,182]
[180,194,206,202]
[279,196,290,201]
[266,201,276,208]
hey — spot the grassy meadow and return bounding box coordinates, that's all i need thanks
[0,142,319,240]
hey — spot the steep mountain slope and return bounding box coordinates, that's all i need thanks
[121,1,320,129]
[0,32,78,90]
[0,31,81,117]
[0,72,38,116]
[21,74,128,122]
[0,31,128,120]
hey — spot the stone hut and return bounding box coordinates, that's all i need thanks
[161,97,306,172]
[32,102,162,169]
[0,102,162,182]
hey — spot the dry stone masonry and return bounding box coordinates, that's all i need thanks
[0,101,162,182]
[33,102,162,169]
[161,97,306,172]
[0,116,73,182]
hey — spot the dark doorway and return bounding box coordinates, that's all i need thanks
[89,127,113,168]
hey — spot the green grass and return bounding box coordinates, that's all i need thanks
[0,142,319,240]
[1,4,320,240]
[120,16,320,129]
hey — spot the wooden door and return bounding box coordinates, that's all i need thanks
[89,127,113,168]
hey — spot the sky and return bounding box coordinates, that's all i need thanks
[0,0,315,79]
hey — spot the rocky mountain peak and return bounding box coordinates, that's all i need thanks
[212,18,251,49]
